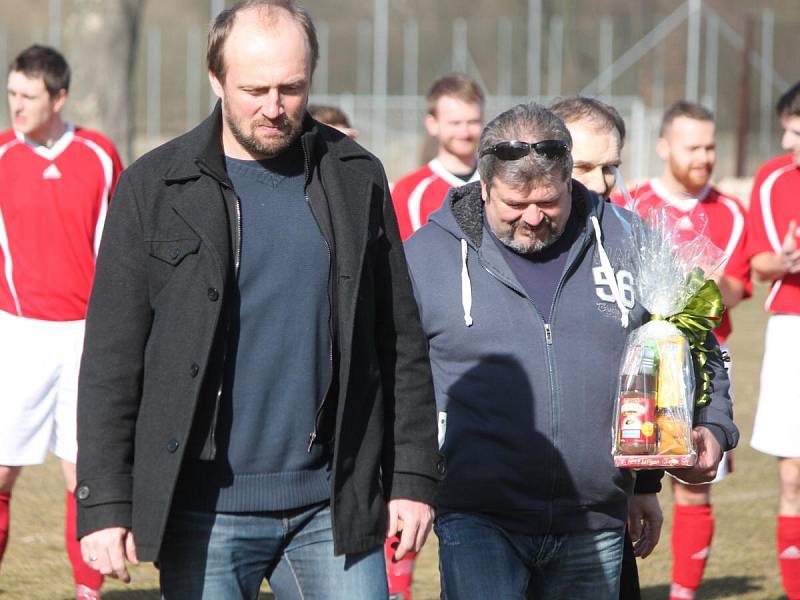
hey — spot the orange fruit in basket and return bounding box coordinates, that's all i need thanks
[657,415,691,455]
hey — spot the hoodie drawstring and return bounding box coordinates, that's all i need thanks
[460,239,474,327]
[591,216,629,328]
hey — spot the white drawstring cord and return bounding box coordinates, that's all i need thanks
[591,216,629,328]
[460,239,473,327]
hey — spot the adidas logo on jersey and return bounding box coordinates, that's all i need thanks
[691,546,710,560]
[780,545,800,559]
[42,163,62,179]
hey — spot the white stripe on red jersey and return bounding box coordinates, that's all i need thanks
[618,178,750,343]
[746,153,800,315]
[391,159,479,241]
[0,125,123,321]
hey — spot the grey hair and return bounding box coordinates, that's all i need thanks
[478,102,573,192]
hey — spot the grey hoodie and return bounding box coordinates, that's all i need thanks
[404,179,738,535]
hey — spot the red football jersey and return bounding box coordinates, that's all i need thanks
[745,153,800,315]
[391,159,479,241]
[620,179,750,343]
[0,126,123,321]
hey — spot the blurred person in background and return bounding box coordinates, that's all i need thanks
[613,100,750,600]
[308,103,358,138]
[391,73,484,242]
[747,81,800,600]
[550,96,625,201]
[0,44,122,600]
[75,1,439,598]
[550,95,664,600]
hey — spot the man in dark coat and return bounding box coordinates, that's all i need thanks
[74,1,439,597]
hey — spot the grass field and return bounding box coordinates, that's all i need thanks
[0,283,789,599]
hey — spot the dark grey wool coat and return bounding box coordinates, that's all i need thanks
[75,105,440,561]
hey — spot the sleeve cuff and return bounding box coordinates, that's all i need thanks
[634,469,664,494]
[389,472,438,507]
[76,501,132,540]
[699,423,729,453]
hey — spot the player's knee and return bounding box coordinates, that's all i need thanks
[0,466,22,492]
[673,480,712,506]
[779,459,800,511]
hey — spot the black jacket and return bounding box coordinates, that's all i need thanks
[76,105,440,561]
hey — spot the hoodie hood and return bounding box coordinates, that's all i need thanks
[426,178,630,327]
[428,178,599,250]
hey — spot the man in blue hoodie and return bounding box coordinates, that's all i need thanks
[403,103,738,599]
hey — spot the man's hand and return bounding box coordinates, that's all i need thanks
[387,498,435,560]
[779,220,800,274]
[628,493,663,558]
[80,527,138,583]
[752,221,800,280]
[668,426,723,484]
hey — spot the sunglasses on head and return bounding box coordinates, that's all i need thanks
[479,139,569,161]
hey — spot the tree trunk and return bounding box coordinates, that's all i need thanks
[62,0,144,165]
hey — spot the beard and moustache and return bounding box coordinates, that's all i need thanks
[495,215,563,256]
[224,107,304,159]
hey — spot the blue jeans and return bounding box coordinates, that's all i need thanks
[159,502,388,599]
[435,512,624,600]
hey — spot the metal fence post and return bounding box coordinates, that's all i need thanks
[546,15,563,98]
[49,0,61,48]
[685,0,702,102]
[527,0,541,98]
[315,20,329,94]
[403,19,419,146]
[146,26,162,142]
[497,17,512,97]
[372,0,388,155]
[598,17,614,95]
[759,10,775,159]
[357,21,372,95]
[631,98,648,181]
[703,11,719,114]
[452,18,468,73]
[186,26,202,130]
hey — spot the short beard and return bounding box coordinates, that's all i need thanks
[225,110,302,159]
[496,218,562,255]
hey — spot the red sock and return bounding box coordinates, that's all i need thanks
[0,492,10,565]
[66,492,103,590]
[670,504,714,599]
[778,515,800,600]
[384,535,416,599]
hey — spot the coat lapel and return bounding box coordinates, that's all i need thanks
[319,156,372,281]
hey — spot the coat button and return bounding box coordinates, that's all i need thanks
[189,363,199,377]
[76,486,91,501]
[166,439,179,453]
[207,287,219,301]
[436,459,446,476]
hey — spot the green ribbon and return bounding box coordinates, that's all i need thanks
[650,268,725,408]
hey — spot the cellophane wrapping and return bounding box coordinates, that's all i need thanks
[612,205,724,468]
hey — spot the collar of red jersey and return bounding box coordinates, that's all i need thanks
[14,123,75,162]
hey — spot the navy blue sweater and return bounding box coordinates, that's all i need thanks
[175,145,332,512]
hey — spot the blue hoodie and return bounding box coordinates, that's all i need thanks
[404,179,738,535]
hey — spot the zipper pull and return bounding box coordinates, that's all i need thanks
[544,323,553,345]
[307,431,317,453]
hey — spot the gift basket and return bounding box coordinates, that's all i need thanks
[611,193,726,469]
